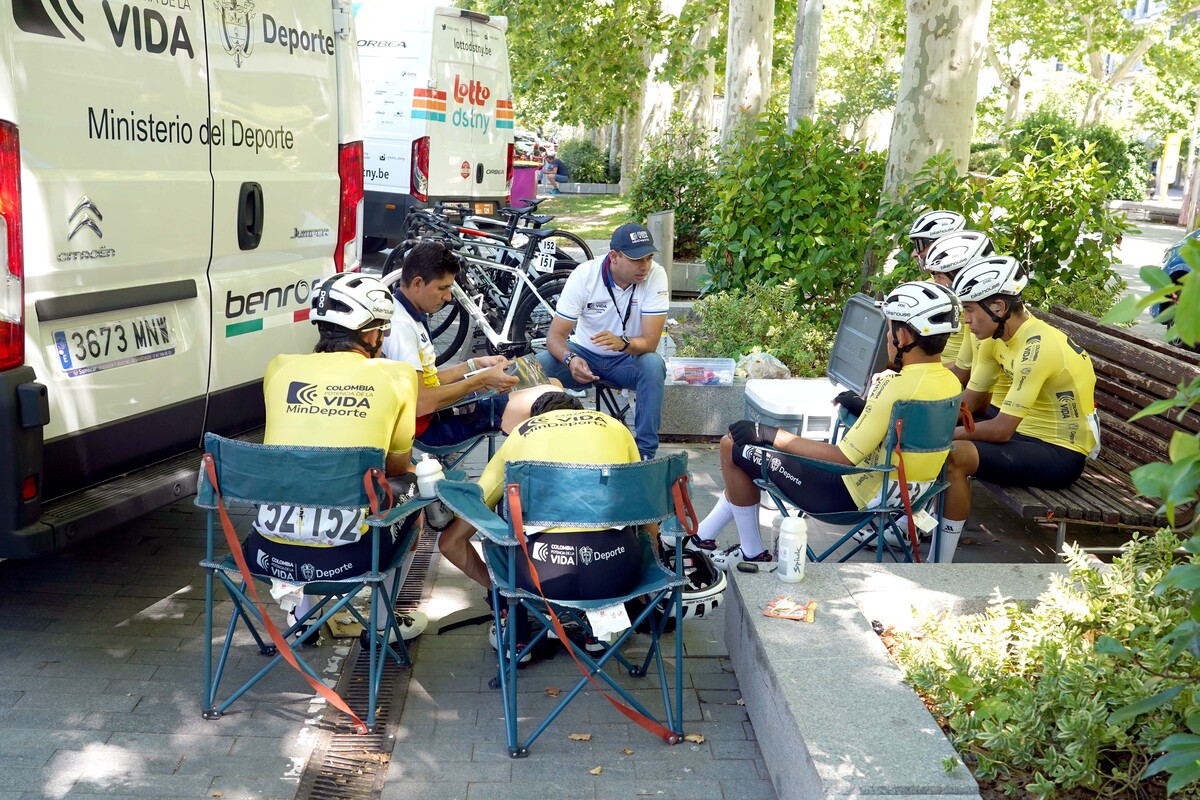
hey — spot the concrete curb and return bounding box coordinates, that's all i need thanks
[726,563,1072,800]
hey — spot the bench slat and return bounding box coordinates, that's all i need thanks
[1051,306,1200,367]
[1043,313,1200,388]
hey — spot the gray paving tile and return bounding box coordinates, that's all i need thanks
[466,779,597,800]
[594,779,723,800]
[380,783,469,800]
[385,758,507,782]
[720,778,779,799]
[105,731,236,756]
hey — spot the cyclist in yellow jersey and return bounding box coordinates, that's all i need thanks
[246,274,428,642]
[923,231,995,371]
[437,392,643,599]
[955,330,1013,419]
[941,256,1097,562]
[692,282,963,570]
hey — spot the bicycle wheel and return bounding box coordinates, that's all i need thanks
[378,267,471,366]
[510,275,567,356]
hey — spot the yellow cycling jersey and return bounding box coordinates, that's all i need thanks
[942,328,965,368]
[966,317,1097,455]
[478,409,640,528]
[263,351,418,457]
[836,361,962,509]
[956,332,1012,403]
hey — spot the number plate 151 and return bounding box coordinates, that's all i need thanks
[53,313,177,378]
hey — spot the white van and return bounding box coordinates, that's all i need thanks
[0,0,364,558]
[354,1,513,247]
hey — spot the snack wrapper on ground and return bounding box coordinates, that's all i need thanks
[763,596,817,623]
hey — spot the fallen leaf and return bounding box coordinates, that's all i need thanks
[683,733,705,744]
[619,748,634,755]
[736,698,745,706]
[568,733,593,741]
[589,766,603,775]
[544,686,561,697]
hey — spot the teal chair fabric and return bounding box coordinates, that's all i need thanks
[435,453,694,757]
[756,395,962,564]
[196,433,443,733]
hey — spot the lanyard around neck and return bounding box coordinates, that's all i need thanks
[602,255,635,334]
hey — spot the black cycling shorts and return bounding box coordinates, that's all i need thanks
[244,512,418,583]
[732,444,856,514]
[514,527,642,601]
[973,431,1086,489]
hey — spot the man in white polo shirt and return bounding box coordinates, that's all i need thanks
[535,222,669,459]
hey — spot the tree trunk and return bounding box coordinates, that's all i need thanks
[608,121,621,179]
[882,0,992,199]
[720,0,776,145]
[787,0,823,131]
[677,9,719,131]
[621,36,658,193]
[641,0,687,142]
[1179,92,1200,229]
[1082,31,1156,126]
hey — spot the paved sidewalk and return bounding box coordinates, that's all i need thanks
[0,435,1100,800]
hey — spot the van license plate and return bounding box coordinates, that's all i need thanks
[53,314,177,378]
[474,202,495,215]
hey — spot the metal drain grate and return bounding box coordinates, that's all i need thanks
[295,523,439,800]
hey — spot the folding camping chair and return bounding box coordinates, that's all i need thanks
[415,431,499,470]
[197,433,447,733]
[756,395,962,564]
[436,453,698,757]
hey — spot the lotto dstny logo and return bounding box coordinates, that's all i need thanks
[13,0,84,41]
[287,382,319,405]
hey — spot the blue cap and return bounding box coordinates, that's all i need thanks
[610,222,657,259]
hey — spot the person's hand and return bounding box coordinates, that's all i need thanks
[728,420,779,450]
[474,355,509,370]
[590,330,626,352]
[568,354,598,384]
[834,390,866,417]
[479,364,519,393]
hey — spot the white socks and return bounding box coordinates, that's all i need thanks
[731,501,766,558]
[696,492,735,542]
[937,519,966,563]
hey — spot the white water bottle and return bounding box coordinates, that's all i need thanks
[415,454,445,499]
[777,516,808,583]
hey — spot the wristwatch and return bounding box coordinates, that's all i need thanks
[618,335,631,352]
[563,352,576,368]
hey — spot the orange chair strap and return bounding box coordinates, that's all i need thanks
[203,453,370,734]
[505,484,678,743]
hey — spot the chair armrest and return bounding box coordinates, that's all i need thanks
[366,468,467,528]
[437,480,515,546]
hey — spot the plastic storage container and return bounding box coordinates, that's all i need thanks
[666,357,735,386]
[744,378,839,442]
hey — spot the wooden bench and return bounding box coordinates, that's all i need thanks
[978,305,1199,557]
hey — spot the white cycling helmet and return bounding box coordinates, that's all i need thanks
[908,210,967,243]
[647,537,727,628]
[882,281,962,336]
[924,231,995,275]
[951,255,1028,302]
[311,274,394,332]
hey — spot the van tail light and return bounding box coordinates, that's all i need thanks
[0,121,23,371]
[335,141,364,273]
[505,143,514,206]
[412,136,430,203]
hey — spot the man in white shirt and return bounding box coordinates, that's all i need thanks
[383,240,558,585]
[535,223,669,459]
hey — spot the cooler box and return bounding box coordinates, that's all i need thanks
[744,378,839,442]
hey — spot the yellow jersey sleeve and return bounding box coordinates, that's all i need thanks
[966,338,1002,393]
[954,333,976,370]
[836,372,899,464]
[387,361,418,455]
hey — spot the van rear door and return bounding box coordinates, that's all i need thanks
[463,14,512,207]
[202,0,345,434]
[11,0,213,499]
